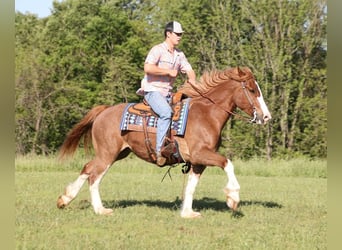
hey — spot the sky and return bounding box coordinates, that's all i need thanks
[15,0,57,18]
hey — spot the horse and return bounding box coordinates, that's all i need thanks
[57,66,271,218]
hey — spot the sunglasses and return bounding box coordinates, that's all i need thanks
[173,32,183,37]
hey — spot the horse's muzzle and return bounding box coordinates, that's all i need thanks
[251,110,271,125]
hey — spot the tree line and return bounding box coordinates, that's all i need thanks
[15,0,327,159]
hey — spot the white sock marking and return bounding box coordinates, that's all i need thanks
[224,160,240,191]
[89,165,110,213]
[181,172,200,214]
[65,174,89,200]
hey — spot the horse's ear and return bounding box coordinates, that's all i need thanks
[232,67,240,76]
[237,66,244,76]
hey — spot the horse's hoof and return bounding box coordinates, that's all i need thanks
[227,197,239,211]
[97,208,113,215]
[57,196,66,209]
[181,210,202,219]
[223,188,240,211]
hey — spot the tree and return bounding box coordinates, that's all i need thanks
[236,0,327,158]
[15,13,52,154]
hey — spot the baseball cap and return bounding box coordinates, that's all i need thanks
[165,21,184,33]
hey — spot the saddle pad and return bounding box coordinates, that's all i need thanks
[120,98,190,135]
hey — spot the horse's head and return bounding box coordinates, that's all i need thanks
[232,67,272,124]
[179,66,271,124]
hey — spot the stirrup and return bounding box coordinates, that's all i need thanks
[156,153,167,166]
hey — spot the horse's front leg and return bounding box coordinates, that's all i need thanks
[223,159,240,211]
[180,165,205,218]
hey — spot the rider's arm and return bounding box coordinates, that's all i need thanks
[186,69,196,84]
[144,64,178,77]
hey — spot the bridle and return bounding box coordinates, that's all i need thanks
[241,81,258,123]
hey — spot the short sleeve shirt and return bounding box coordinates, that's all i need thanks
[141,42,193,96]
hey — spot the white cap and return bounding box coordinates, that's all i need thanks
[172,21,184,33]
[165,21,184,33]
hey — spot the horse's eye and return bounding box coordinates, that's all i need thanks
[249,89,255,94]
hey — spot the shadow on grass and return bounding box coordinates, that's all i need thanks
[240,200,283,209]
[76,197,282,218]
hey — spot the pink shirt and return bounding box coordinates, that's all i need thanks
[139,42,193,96]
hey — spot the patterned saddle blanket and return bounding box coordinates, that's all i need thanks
[120,98,191,135]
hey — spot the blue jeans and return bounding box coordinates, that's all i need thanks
[144,91,172,154]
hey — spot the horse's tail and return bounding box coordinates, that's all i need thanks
[58,105,111,159]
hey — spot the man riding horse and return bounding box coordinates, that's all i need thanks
[136,21,197,166]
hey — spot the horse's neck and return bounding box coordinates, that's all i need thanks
[199,85,236,117]
[192,95,232,129]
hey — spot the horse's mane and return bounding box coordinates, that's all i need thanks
[179,67,254,97]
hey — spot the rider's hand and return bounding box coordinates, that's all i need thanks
[168,69,178,78]
[187,79,196,85]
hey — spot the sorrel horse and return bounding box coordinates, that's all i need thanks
[57,66,271,218]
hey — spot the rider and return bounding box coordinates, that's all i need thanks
[137,21,196,166]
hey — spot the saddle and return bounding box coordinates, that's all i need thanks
[128,91,185,165]
[127,91,184,120]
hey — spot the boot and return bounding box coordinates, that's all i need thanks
[156,153,167,166]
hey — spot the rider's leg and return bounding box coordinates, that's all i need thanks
[144,91,172,165]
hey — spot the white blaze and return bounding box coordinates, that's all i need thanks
[255,81,271,121]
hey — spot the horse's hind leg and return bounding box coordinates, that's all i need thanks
[57,161,92,209]
[87,160,113,215]
[57,158,113,215]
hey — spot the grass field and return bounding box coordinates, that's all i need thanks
[15,155,327,249]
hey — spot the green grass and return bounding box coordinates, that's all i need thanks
[15,155,327,249]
